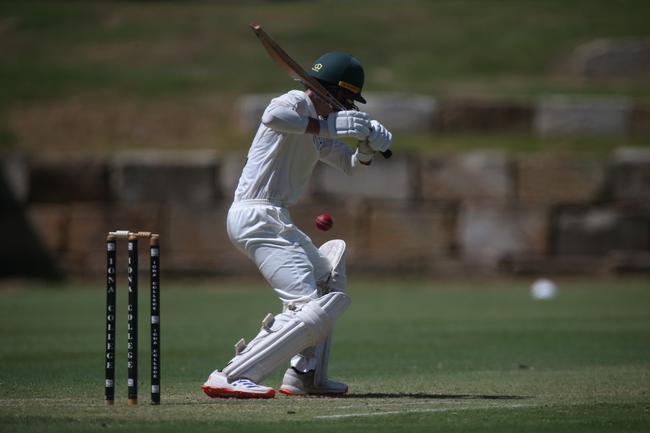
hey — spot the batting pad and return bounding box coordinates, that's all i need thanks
[291,240,348,378]
[222,292,350,383]
[318,239,347,295]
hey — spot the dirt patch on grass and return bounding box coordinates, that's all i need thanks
[7,95,246,153]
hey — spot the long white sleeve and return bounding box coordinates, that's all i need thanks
[261,99,309,134]
[318,139,370,175]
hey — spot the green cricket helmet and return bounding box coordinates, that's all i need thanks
[308,52,366,108]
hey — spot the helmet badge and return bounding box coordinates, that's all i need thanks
[311,63,323,72]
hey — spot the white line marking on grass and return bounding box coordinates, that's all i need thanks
[331,400,465,410]
[315,402,536,419]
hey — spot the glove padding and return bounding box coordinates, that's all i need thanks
[320,111,371,140]
[368,120,392,152]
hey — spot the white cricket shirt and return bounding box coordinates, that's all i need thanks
[233,90,364,207]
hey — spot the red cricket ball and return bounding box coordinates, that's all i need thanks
[315,212,333,231]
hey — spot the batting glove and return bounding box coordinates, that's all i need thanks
[320,111,371,140]
[368,120,392,152]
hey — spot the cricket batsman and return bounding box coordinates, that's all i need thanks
[201,52,392,398]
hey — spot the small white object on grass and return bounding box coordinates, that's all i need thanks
[531,278,558,300]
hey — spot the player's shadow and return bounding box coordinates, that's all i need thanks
[341,393,530,400]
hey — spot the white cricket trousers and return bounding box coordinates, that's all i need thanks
[226,200,331,304]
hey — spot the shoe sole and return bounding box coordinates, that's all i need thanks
[201,384,275,399]
[279,387,305,396]
[279,386,348,397]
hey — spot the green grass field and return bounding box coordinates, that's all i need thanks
[0,277,649,432]
[2,0,649,102]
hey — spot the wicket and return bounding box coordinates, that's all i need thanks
[105,230,161,405]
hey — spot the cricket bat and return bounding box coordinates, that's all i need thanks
[250,23,392,159]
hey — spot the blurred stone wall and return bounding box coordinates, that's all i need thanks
[239,93,650,137]
[1,147,649,279]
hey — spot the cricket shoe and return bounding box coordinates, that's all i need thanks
[279,367,348,396]
[201,371,275,399]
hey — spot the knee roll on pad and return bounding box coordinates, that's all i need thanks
[222,292,350,383]
[296,290,350,341]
